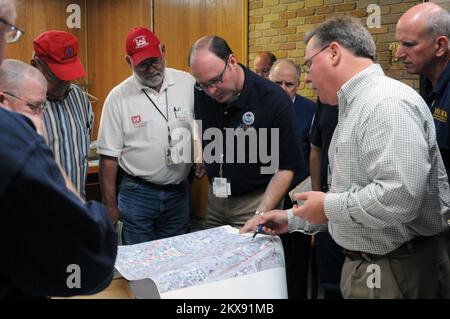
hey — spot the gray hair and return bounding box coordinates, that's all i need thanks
[425,9,450,39]
[0,59,47,93]
[270,59,301,83]
[305,16,376,61]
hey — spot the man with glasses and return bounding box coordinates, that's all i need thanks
[97,27,195,244]
[242,16,450,299]
[0,0,117,298]
[31,30,94,200]
[270,59,316,183]
[188,36,303,230]
[0,59,47,135]
[269,58,316,298]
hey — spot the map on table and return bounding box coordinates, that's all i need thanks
[115,225,285,294]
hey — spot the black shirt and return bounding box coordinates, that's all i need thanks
[291,94,316,185]
[194,64,303,196]
[309,101,338,192]
[421,62,450,177]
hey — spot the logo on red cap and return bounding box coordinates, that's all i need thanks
[65,47,74,59]
[126,27,161,66]
[134,36,149,49]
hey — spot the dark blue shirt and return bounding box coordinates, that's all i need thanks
[292,94,316,184]
[194,65,303,196]
[0,108,117,298]
[421,62,450,177]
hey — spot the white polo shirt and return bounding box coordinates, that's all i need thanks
[97,68,195,185]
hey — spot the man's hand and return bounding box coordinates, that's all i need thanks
[293,191,328,224]
[239,215,261,234]
[239,210,289,236]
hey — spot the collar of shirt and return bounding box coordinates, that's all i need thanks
[337,64,383,112]
[226,64,254,110]
[431,61,450,97]
[132,68,175,94]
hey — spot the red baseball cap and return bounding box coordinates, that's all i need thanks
[33,31,86,81]
[126,27,161,66]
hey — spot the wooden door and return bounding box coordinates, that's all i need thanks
[153,0,247,71]
[86,0,152,138]
[153,0,247,219]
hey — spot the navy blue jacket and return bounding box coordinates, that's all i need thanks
[421,62,450,178]
[0,108,117,298]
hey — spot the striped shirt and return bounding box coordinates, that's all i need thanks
[324,64,450,255]
[43,84,93,198]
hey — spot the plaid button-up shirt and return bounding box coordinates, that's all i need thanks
[324,64,450,255]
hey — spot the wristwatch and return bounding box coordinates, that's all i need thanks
[254,210,265,216]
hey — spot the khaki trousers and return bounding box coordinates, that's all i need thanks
[340,234,450,299]
[204,183,267,229]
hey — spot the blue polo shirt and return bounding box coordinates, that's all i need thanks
[292,94,316,184]
[194,64,303,196]
[421,62,450,177]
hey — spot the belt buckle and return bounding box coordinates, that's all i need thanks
[344,250,373,262]
[344,250,362,261]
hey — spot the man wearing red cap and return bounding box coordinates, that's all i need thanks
[31,30,93,199]
[97,27,195,244]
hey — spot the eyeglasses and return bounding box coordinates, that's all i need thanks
[0,18,24,43]
[3,91,47,114]
[274,81,297,89]
[301,44,330,74]
[194,57,229,91]
[135,57,163,72]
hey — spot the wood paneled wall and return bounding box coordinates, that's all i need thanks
[6,0,87,79]
[86,0,152,138]
[154,0,247,71]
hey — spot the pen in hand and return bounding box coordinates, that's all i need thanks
[251,224,264,241]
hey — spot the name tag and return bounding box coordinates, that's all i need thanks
[213,177,231,198]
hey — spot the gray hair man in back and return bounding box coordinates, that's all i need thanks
[242,16,450,299]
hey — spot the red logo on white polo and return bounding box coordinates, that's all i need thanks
[131,115,141,124]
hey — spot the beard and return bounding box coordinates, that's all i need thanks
[135,68,165,88]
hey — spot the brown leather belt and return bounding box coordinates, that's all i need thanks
[343,234,441,261]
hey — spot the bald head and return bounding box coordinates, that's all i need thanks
[0,59,47,92]
[398,3,450,39]
[396,2,450,81]
[253,52,276,79]
[269,59,300,100]
[188,36,233,67]
[0,59,47,118]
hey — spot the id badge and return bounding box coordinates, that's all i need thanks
[164,145,180,166]
[213,177,231,198]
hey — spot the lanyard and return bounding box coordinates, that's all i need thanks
[141,88,172,145]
